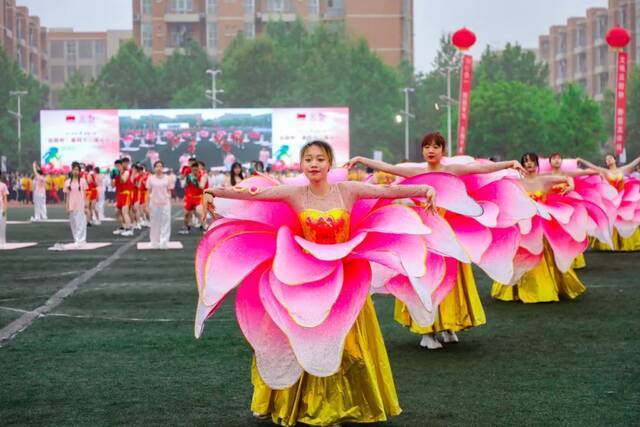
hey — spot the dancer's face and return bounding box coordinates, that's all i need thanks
[605,155,616,168]
[72,166,80,177]
[422,141,444,165]
[301,145,330,183]
[549,155,562,169]
[154,162,163,175]
[523,157,538,174]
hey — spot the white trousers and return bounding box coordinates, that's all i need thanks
[0,215,6,245]
[96,191,106,220]
[150,205,171,247]
[33,192,47,220]
[69,210,87,244]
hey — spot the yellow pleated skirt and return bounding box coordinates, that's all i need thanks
[572,253,586,270]
[251,297,401,426]
[394,263,486,334]
[491,242,586,303]
[590,228,640,252]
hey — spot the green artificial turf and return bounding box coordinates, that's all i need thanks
[0,206,638,426]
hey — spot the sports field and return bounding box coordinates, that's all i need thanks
[1,205,638,426]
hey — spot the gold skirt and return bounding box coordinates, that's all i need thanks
[491,242,586,303]
[251,297,401,426]
[590,228,640,251]
[394,263,486,334]
[571,253,586,270]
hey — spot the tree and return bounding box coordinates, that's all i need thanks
[465,81,558,160]
[58,73,110,109]
[552,84,603,159]
[159,40,213,106]
[0,46,48,170]
[475,43,548,87]
[96,41,160,108]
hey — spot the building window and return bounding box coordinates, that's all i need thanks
[244,0,254,15]
[308,0,319,15]
[66,41,77,61]
[558,33,566,54]
[596,72,609,95]
[95,40,106,60]
[142,23,153,49]
[595,15,607,40]
[78,65,94,80]
[267,0,286,12]
[618,8,628,28]
[576,26,586,47]
[169,24,191,47]
[597,45,608,67]
[577,53,587,73]
[29,28,37,47]
[558,59,567,79]
[50,41,64,58]
[51,65,64,84]
[78,40,93,59]
[141,0,152,15]
[244,22,255,39]
[67,65,77,78]
[170,0,194,13]
[207,23,218,48]
[207,0,218,14]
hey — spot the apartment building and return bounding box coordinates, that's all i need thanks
[0,0,49,83]
[538,0,637,99]
[132,0,413,67]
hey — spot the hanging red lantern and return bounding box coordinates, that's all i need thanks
[606,26,630,49]
[452,27,476,50]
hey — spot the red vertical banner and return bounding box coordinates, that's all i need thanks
[614,51,628,155]
[457,54,473,155]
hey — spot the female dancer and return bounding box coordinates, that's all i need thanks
[224,161,245,187]
[64,162,88,247]
[577,154,640,251]
[198,140,437,426]
[545,153,597,269]
[492,152,587,303]
[31,161,48,221]
[147,161,174,249]
[346,132,526,349]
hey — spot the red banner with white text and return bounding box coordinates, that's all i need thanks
[614,52,628,155]
[457,54,473,155]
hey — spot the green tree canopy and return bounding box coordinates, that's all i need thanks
[475,43,548,87]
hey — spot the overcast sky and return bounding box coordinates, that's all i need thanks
[21,0,610,72]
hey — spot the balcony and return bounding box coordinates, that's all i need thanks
[554,51,567,60]
[574,69,586,79]
[573,45,587,54]
[594,64,608,74]
[165,8,203,23]
[5,28,13,38]
[555,75,566,86]
[594,36,606,46]
[257,11,296,22]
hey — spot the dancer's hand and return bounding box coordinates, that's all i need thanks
[511,161,526,176]
[343,156,363,170]
[561,178,574,195]
[202,192,216,217]
[422,186,437,214]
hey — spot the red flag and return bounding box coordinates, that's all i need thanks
[614,52,628,155]
[456,54,473,155]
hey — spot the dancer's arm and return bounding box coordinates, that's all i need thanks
[341,181,436,212]
[620,156,640,175]
[576,158,608,174]
[345,156,424,178]
[204,185,298,202]
[448,160,525,176]
[32,162,41,177]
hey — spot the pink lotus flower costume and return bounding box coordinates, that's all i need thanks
[194,173,485,389]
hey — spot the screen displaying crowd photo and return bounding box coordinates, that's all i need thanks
[40,108,349,171]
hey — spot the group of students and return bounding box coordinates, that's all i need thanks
[194,133,640,426]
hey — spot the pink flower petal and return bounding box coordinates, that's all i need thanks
[235,266,304,389]
[444,212,492,263]
[419,211,470,262]
[259,259,371,377]
[401,172,484,216]
[273,226,339,285]
[476,226,520,283]
[293,232,367,261]
[386,274,436,327]
[352,232,427,277]
[541,219,588,272]
[355,204,431,235]
[269,264,344,328]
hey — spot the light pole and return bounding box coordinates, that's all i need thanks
[401,87,414,160]
[438,66,457,155]
[205,69,224,108]
[9,90,28,170]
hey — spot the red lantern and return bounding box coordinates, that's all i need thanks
[606,27,631,49]
[452,27,476,50]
